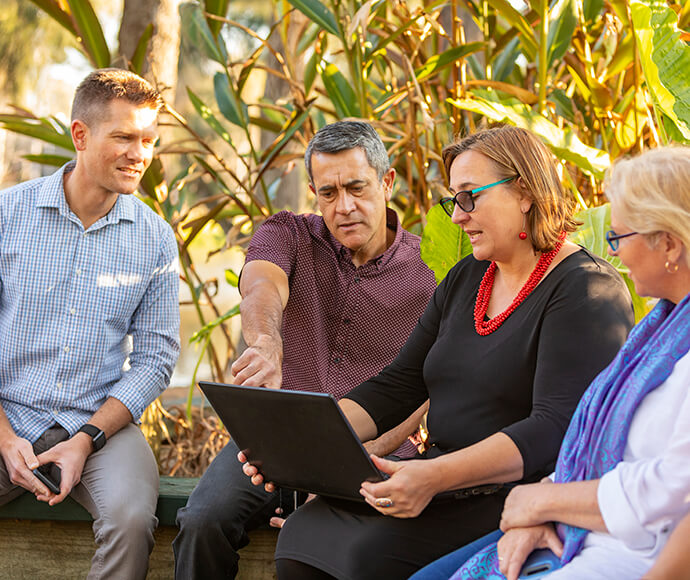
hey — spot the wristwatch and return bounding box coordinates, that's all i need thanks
[77,424,107,452]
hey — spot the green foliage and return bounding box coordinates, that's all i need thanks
[631,0,690,141]
[569,205,652,321]
[5,0,690,416]
[0,1,73,100]
[420,205,473,284]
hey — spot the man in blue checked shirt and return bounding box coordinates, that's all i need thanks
[0,69,180,579]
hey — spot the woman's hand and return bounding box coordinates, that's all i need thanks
[359,455,439,518]
[500,481,551,531]
[497,524,563,580]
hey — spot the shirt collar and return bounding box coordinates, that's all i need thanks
[335,207,404,270]
[36,161,136,225]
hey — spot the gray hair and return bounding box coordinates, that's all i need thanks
[304,121,390,183]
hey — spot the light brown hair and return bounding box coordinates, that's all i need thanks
[71,68,163,126]
[442,125,579,252]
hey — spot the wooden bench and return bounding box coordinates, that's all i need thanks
[0,476,278,579]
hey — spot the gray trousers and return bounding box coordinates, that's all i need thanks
[0,423,159,580]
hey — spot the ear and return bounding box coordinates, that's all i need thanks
[661,232,684,265]
[71,119,89,152]
[516,177,533,214]
[382,168,396,202]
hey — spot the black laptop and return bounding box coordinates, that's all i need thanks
[198,382,384,501]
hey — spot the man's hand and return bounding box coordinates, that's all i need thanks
[0,434,54,501]
[359,455,439,518]
[230,336,282,389]
[497,524,563,580]
[36,434,92,506]
[237,450,276,492]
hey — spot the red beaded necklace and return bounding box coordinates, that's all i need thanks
[474,239,564,336]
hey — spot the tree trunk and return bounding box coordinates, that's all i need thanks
[118,0,182,102]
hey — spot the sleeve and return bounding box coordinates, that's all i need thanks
[597,352,690,552]
[243,211,298,279]
[109,224,181,420]
[502,259,635,478]
[344,262,454,435]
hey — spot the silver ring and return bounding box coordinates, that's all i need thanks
[374,497,394,508]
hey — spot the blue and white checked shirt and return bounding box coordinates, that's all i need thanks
[0,163,180,442]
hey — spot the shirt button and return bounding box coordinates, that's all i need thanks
[69,308,76,315]
[333,357,343,364]
[53,409,59,416]
[354,276,361,283]
[56,382,62,389]
[75,268,82,275]
[343,318,351,325]
[63,346,70,353]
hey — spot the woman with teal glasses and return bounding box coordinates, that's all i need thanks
[416,146,690,580]
[261,125,636,580]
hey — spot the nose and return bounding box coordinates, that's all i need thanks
[127,140,147,164]
[451,203,470,225]
[335,191,356,214]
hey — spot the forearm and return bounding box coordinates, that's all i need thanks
[339,398,378,443]
[69,397,135,455]
[432,432,524,492]
[239,261,289,349]
[68,397,133,460]
[0,403,17,445]
[364,401,428,457]
[85,397,134,438]
[527,480,607,532]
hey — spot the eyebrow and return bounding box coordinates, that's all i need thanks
[317,179,368,194]
[449,182,478,194]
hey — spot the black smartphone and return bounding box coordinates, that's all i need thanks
[32,463,62,495]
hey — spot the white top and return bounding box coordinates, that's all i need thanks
[549,350,690,579]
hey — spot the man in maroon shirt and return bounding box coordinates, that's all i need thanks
[173,121,436,579]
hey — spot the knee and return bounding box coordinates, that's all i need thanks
[118,502,157,533]
[96,503,156,547]
[176,498,219,532]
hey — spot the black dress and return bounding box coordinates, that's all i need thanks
[275,250,634,580]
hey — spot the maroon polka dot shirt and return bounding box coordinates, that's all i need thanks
[245,208,436,400]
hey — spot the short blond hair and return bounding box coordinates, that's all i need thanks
[605,147,690,267]
[442,125,578,252]
[72,68,163,126]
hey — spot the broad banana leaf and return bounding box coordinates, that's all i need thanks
[631,0,690,142]
[447,92,610,179]
[420,204,473,284]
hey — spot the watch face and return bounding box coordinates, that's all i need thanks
[92,430,106,450]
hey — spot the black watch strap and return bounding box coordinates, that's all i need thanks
[78,424,106,452]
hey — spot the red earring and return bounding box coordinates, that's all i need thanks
[519,214,527,240]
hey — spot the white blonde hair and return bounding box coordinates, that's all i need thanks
[605,146,690,266]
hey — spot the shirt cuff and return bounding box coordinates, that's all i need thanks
[109,368,166,421]
[598,468,656,551]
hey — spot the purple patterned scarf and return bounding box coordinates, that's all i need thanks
[452,293,690,579]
